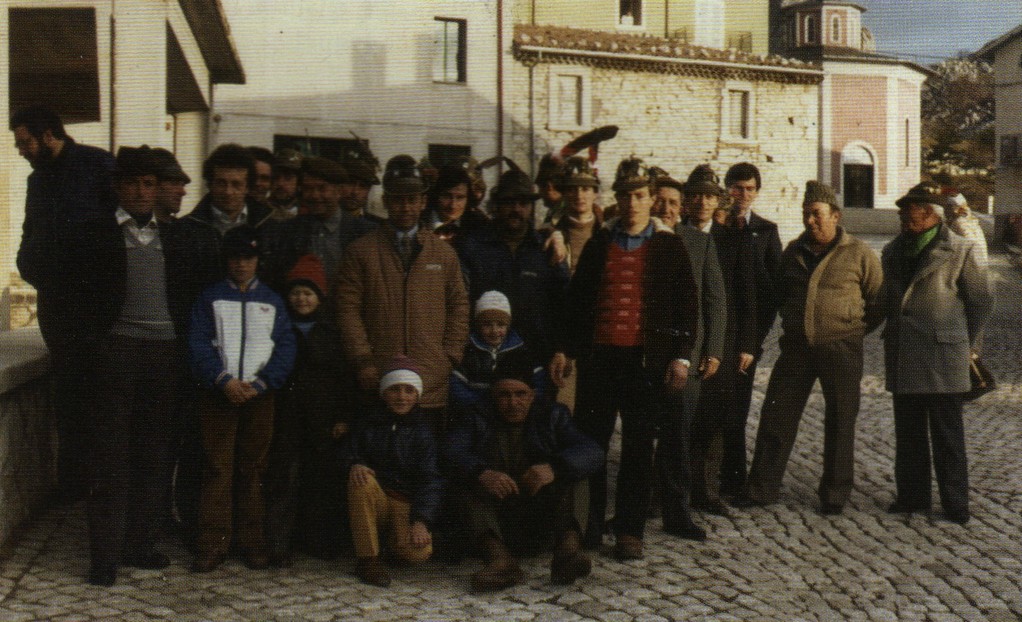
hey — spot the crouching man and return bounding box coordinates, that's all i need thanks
[343,357,441,587]
[445,369,603,592]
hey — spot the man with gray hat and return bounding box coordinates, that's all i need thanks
[336,155,469,430]
[553,157,699,558]
[736,181,882,515]
[881,182,992,525]
[266,155,377,292]
[150,147,191,222]
[267,148,303,221]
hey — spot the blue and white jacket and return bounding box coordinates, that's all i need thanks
[189,277,297,394]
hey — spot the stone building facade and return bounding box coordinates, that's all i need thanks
[508,24,823,241]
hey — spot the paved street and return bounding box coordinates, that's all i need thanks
[0,239,1019,621]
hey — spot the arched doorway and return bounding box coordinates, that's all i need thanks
[842,144,875,208]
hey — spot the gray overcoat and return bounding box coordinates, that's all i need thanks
[881,225,993,394]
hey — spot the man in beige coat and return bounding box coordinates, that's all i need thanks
[882,183,992,525]
[336,155,469,429]
[737,181,882,514]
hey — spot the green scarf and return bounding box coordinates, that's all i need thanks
[905,223,940,257]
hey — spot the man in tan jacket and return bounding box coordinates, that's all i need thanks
[736,181,882,514]
[336,155,469,430]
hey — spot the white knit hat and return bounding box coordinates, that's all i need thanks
[379,355,423,396]
[475,290,512,319]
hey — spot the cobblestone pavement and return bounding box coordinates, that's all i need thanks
[1,238,1020,621]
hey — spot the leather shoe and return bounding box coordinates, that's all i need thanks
[191,550,226,573]
[357,557,392,587]
[613,534,643,560]
[550,530,591,585]
[123,549,170,570]
[944,511,970,525]
[819,503,844,516]
[242,547,270,570]
[88,563,117,587]
[887,501,927,514]
[692,498,732,517]
[731,493,769,509]
[663,521,707,541]
[471,537,522,593]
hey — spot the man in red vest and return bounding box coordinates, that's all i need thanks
[551,158,699,559]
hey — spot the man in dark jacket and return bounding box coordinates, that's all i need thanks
[421,164,490,249]
[186,143,273,236]
[70,146,221,586]
[552,158,699,559]
[445,369,602,591]
[721,162,783,496]
[263,155,377,292]
[458,167,570,369]
[11,106,116,502]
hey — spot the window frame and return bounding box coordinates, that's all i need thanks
[548,67,591,132]
[433,17,467,84]
[720,80,756,144]
[617,0,644,30]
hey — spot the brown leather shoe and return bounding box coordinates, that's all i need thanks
[471,536,522,593]
[550,530,591,585]
[614,534,643,560]
[357,556,392,587]
[242,547,270,570]
[191,550,226,573]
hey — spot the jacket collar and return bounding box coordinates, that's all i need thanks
[469,329,525,354]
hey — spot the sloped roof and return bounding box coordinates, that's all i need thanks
[788,45,933,76]
[177,0,244,84]
[974,23,1022,61]
[513,24,822,83]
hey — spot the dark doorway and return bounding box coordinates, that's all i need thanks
[843,164,874,209]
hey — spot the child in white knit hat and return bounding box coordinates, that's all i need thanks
[450,291,546,411]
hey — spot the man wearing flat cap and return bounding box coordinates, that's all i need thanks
[336,155,469,432]
[881,182,992,525]
[150,147,191,222]
[736,181,882,515]
[267,148,303,221]
[458,165,570,378]
[445,367,603,592]
[552,157,699,559]
[266,155,376,293]
[70,146,222,586]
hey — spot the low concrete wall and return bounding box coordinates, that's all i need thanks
[0,328,56,550]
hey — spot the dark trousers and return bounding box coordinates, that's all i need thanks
[654,380,696,528]
[171,391,203,548]
[88,335,182,568]
[38,296,92,501]
[892,393,968,517]
[690,364,744,505]
[721,360,759,493]
[197,391,274,556]
[575,346,660,540]
[466,479,588,552]
[745,335,864,506]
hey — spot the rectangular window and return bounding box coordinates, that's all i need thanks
[428,144,471,169]
[619,0,642,26]
[555,75,582,128]
[9,8,100,122]
[433,18,466,83]
[728,90,750,139]
[274,135,363,162]
[726,31,753,53]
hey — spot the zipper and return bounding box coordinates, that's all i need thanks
[238,289,248,380]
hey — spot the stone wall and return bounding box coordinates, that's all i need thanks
[505,55,821,243]
[0,328,56,550]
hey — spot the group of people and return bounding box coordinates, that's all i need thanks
[12,104,993,592]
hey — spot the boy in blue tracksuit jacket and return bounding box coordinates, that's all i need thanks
[188,226,296,573]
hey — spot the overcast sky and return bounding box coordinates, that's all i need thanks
[858,0,1022,62]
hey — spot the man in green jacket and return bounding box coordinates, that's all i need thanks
[736,181,882,514]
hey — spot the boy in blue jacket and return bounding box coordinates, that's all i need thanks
[189,226,296,573]
[344,357,441,587]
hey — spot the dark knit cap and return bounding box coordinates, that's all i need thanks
[221,226,260,258]
[803,180,840,211]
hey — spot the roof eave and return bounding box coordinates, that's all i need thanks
[973,23,1022,62]
[177,0,245,84]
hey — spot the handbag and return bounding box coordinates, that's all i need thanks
[963,355,996,401]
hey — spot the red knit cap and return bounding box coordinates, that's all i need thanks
[286,254,328,299]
